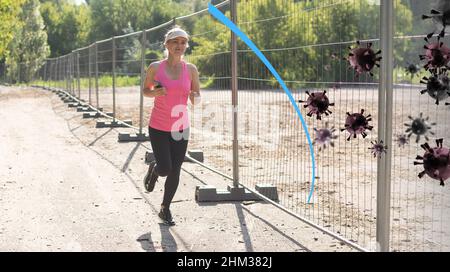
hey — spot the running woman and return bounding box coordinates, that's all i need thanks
[142,26,201,226]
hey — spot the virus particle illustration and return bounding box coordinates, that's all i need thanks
[404,113,436,143]
[396,134,409,147]
[419,73,450,105]
[369,140,388,158]
[419,35,450,73]
[414,138,450,186]
[346,41,382,77]
[313,122,338,152]
[298,90,334,120]
[340,109,374,141]
[405,63,420,78]
[422,0,450,38]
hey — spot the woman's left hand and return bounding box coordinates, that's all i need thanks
[189,91,201,105]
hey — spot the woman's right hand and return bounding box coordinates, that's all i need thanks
[152,86,167,97]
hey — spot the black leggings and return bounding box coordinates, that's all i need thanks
[148,126,189,208]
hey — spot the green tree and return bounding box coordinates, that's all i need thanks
[6,0,50,83]
[188,0,414,88]
[188,0,317,89]
[88,0,185,42]
[0,0,24,60]
[40,0,91,57]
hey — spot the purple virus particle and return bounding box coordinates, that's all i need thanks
[346,41,382,77]
[298,90,334,120]
[405,63,420,78]
[422,0,450,38]
[368,140,388,158]
[419,72,450,105]
[313,122,338,152]
[340,109,374,141]
[404,113,436,143]
[396,134,409,147]
[419,35,450,73]
[414,138,450,186]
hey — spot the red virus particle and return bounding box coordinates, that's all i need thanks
[313,122,338,152]
[298,90,334,120]
[346,41,382,77]
[368,140,388,158]
[340,109,373,141]
[420,72,450,105]
[414,138,450,186]
[419,35,450,73]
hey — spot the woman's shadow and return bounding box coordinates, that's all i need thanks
[137,224,178,252]
[136,232,156,252]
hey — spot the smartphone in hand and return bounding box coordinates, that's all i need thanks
[154,81,163,89]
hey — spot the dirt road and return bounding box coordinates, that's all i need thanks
[0,85,355,252]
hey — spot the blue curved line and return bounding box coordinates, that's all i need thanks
[208,2,316,203]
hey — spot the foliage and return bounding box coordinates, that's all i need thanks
[0,0,24,60]
[187,0,414,89]
[3,0,421,88]
[5,0,50,83]
[87,0,185,42]
[40,0,91,57]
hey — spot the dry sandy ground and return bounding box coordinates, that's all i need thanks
[0,85,355,252]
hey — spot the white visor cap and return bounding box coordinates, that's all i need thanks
[164,28,189,44]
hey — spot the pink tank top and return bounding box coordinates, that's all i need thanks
[149,59,191,132]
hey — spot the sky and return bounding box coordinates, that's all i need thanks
[72,0,86,5]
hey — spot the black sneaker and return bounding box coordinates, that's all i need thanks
[158,208,175,226]
[143,161,158,192]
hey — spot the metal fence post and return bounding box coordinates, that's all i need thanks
[66,56,69,92]
[51,60,53,87]
[65,56,68,91]
[70,54,74,94]
[53,60,56,88]
[56,59,59,88]
[95,42,99,109]
[377,0,393,252]
[54,59,58,89]
[66,56,69,91]
[68,56,71,92]
[231,0,239,187]
[43,61,46,87]
[65,57,68,91]
[77,51,81,98]
[68,55,71,93]
[69,55,72,93]
[139,30,146,136]
[59,57,62,89]
[71,54,74,95]
[112,37,117,122]
[88,45,92,105]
